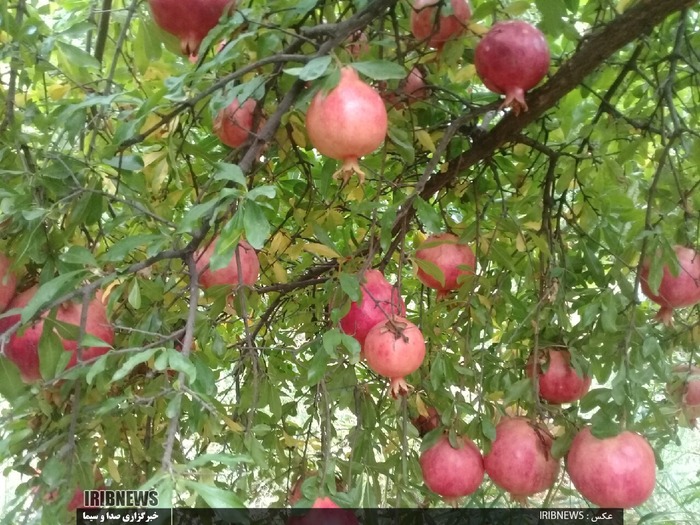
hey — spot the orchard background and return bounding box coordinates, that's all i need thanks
[1,0,700,523]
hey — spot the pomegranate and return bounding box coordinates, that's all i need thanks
[289,471,346,505]
[411,405,441,437]
[415,233,475,299]
[214,98,262,148]
[420,434,484,503]
[483,418,559,498]
[0,254,17,312]
[3,287,114,383]
[305,67,388,184]
[640,245,700,326]
[362,316,426,398]
[667,365,700,425]
[148,0,237,56]
[195,237,260,290]
[566,427,656,508]
[345,31,369,58]
[526,347,592,404]
[384,67,429,109]
[474,20,550,115]
[288,497,358,525]
[410,0,471,49]
[338,270,406,347]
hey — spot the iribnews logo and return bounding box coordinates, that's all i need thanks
[83,490,159,507]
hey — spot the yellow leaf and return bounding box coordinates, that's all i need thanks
[107,458,121,484]
[477,294,491,309]
[47,84,70,101]
[513,143,529,157]
[286,241,304,260]
[324,209,344,228]
[468,22,489,36]
[304,243,342,260]
[346,185,366,202]
[415,395,429,418]
[452,64,476,83]
[222,415,244,433]
[515,233,526,252]
[414,231,427,245]
[269,232,292,256]
[415,129,436,153]
[282,432,306,449]
[272,262,288,284]
[522,221,542,231]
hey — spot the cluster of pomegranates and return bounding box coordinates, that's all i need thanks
[337,233,474,398]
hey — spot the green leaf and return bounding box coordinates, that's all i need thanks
[39,326,65,380]
[339,273,361,302]
[307,347,331,384]
[86,353,110,385]
[60,246,98,267]
[0,357,27,400]
[415,258,445,288]
[128,280,142,309]
[103,235,163,263]
[351,61,407,80]
[111,349,158,382]
[214,163,247,187]
[167,349,197,383]
[183,480,245,508]
[21,271,85,323]
[286,56,332,81]
[243,201,270,250]
[414,197,443,234]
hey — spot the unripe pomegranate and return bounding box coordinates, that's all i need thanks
[338,270,406,347]
[410,0,471,49]
[667,365,700,425]
[420,434,484,503]
[2,287,115,383]
[148,0,237,56]
[526,347,591,404]
[214,98,262,148]
[483,418,559,498]
[195,237,260,290]
[0,253,17,312]
[306,67,388,184]
[640,245,700,326]
[566,427,656,508]
[363,316,426,398]
[474,20,550,114]
[411,405,441,437]
[415,233,475,299]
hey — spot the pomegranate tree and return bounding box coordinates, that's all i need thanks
[410,0,471,49]
[195,237,260,290]
[214,98,262,148]
[566,427,656,508]
[305,67,388,184]
[338,269,405,347]
[667,365,700,425]
[148,0,237,56]
[2,287,115,383]
[420,434,484,503]
[363,316,426,398]
[415,233,475,299]
[0,253,17,312]
[526,347,592,404]
[483,418,559,498]
[640,245,700,325]
[474,20,550,114]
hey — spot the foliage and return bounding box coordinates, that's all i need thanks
[0,0,699,523]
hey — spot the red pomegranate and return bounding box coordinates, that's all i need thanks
[213,98,262,148]
[288,497,358,525]
[2,287,115,383]
[363,316,426,398]
[384,67,429,109]
[410,0,471,49]
[411,405,441,437]
[474,20,550,115]
[526,347,592,404]
[338,270,406,347]
[483,418,559,498]
[667,365,700,425]
[420,434,484,503]
[640,245,700,326]
[346,31,369,58]
[195,237,260,290]
[566,427,656,508]
[0,253,17,312]
[148,0,237,56]
[415,233,475,299]
[305,67,388,184]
